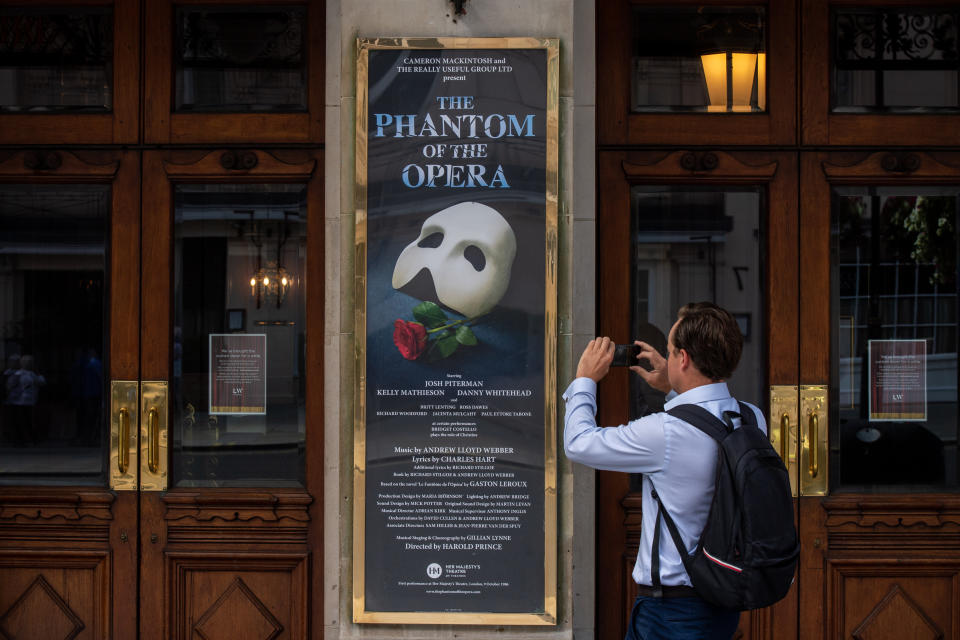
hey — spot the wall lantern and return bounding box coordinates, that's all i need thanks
[700,51,765,112]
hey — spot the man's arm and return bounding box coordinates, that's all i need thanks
[562,338,666,473]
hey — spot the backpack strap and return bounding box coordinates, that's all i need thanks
[650,486,694,585]
[737,401,758,428]
[650,404,747,585]
[665,404,733,442]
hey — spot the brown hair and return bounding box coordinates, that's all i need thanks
[672,302,743,381]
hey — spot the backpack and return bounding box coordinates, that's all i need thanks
[649,402,799,611]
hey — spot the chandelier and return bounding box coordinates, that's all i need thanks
[240,209,295,309]
[250,261,291,308]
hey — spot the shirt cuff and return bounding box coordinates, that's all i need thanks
[562,377,597,402]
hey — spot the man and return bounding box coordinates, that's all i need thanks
[563,302,766,640]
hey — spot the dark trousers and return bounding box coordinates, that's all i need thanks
[625,595,740,640]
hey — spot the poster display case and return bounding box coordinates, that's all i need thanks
[353,36,558,625]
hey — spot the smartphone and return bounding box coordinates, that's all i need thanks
[611,343,639,367]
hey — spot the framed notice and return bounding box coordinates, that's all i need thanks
[868,339,927,421]
[354,38,558,625]
[209,333,267,415]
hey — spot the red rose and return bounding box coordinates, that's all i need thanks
[393,319,428,360]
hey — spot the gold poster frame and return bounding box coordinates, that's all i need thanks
[353,37,559,626]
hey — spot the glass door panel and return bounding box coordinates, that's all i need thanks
[626,185,768,502]
[831,186,959,489]
[628,185,766,416]
[172,183,307,487]
[0,183,109,484]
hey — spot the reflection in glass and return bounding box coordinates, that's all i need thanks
[0,184,109,485]
[833,8,960,112]
[0,7,113,112]
[173,184,307,487]
[626,186,765,493]
[832,188,959,488]
[631,7,766,113]
[174,7,307,112]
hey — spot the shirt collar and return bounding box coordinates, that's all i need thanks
[664,381,732,409]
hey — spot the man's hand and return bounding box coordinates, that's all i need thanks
[630,340,671,393]
[576,337,615,382]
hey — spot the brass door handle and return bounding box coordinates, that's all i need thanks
[780,412,789,471]
[808,412,819,478]
[148,407,160,473]
[118,408,130,474]
[139,381,167,491]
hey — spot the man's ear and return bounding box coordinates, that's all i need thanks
[677,348,691,371]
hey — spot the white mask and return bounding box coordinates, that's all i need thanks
[392,202,517,317]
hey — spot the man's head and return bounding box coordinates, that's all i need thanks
[667,302,743,388]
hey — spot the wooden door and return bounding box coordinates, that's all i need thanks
[0,147,325,639]
[797,150,960,639]
[0,149,141,639]
[594,149,799,639]
[138,148,324,640]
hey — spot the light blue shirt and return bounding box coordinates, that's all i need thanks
[563,378,766,587]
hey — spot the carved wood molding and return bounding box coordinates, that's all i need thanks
[170,552,308,640]
[622,151,778,182]
[821,151,960,182]
[823,496,960,529]
[161,150,316,180]
[0,150,120,178]
[163,490,312,525]
[0,490,114,523]
[850,584,943,640]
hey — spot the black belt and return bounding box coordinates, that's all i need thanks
[635,584,698,599]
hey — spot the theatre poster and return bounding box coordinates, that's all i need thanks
[353,37,558,625]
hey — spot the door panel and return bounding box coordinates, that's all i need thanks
[596,149,798,640]
[139,149,323,640]
[169,553,308,639]
[798,151,960,639]
[0,149,140,639]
